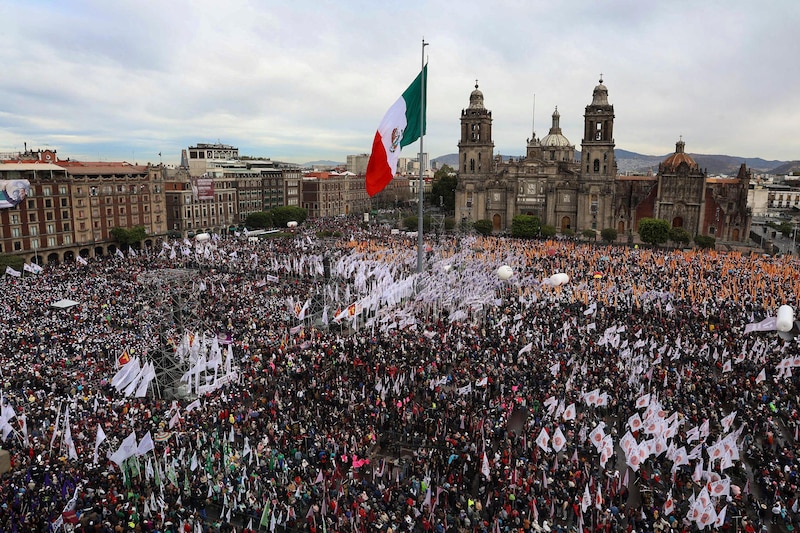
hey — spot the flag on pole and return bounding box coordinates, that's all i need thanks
[365,65,427,197]
[5,266,21,277]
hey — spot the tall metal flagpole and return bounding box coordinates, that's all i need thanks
[417,39,428,273]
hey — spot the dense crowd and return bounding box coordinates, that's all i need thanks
[1,217,799,533]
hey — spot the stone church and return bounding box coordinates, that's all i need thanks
[454,79,752,243]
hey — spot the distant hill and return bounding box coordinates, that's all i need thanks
[766,161,800,176]
[301,160,343,168]
[432,150,791,176]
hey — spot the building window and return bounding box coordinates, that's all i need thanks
[47,223,55,234]
[47,237,56,247]
[63,235,72,245]
[59,186,67,195]
[63,222,70,232]
[43,187,51,196]
[11,228,20,238]
[61,198,68,207]
[29,213,37,222]
[594,159,600,172]
[27,199,35,209]
[29,225,38,236]
[13,241,21,251]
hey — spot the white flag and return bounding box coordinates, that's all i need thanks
[93,424,107,464]
[4,266,21,277]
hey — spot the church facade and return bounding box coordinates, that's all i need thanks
[454,80,752,243]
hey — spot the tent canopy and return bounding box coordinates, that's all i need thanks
[51,299,81,309]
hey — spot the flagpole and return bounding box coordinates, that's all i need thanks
[417,38,428,273]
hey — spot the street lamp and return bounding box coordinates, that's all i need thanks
[32,239,39,266]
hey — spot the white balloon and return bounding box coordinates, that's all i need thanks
[497,265,513,280]
[555,273,570,285]
[195,232,211,242]
[549,273,563,287]
[287,221,298,228]
[777,305,794,333]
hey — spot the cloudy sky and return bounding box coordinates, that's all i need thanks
[2,0,798,166]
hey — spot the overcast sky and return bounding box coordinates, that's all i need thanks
[2,0,798,166]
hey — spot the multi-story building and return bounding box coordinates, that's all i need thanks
[0,147,167,263]
[301,171,370,219]
[346,154,370,175]
[454,79,752,243]
[60,160,167,257]
[164,167,237,236]
[0,162,71,264]
[186,143,240,177]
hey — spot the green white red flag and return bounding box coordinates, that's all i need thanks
[365,65,427,197]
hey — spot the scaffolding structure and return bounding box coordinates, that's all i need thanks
[136,269,204,399]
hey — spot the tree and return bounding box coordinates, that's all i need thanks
[270,206,308,228]
[582,229,597,240]
[694,234,716,249]
[245,211,272,229]
[473,219,493,236]
[669,226,691,247]
[638,218,670,246]
[110,226,147,249]
[511,215,540,238]
[600,228,618,243]
[540,224,557,238]
[402,215,432,232]
[0,253,24,271]
[430,165,457,212]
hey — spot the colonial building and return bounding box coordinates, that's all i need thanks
[454,79,752,243]
[300,171,370,219]
[0,148,168,263]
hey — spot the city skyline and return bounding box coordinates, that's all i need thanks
[2,0,798,166]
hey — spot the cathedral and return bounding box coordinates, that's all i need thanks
[454,79,752,243]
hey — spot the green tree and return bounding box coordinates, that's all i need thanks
[430,166,457,212]
[402,215,432,232]
[0,253,24,271]
[245,211,272,229]
[473,219,493,236]
[669,226,692,247]
[270,206,308,228]
[638,218,670,246]
[511,215,540,238]
[540,224,557,238]
[694,234,716,249]
[582,229,597,240]
[110,226,147,249]
[600,227,618,243]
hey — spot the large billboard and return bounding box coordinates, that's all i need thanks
[192,177,215,201]
[0,179,30,209]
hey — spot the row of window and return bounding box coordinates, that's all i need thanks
[0,235,72,253]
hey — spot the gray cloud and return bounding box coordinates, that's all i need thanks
[1,0,797,164]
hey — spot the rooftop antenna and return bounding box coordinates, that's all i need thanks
[532,94,536,136]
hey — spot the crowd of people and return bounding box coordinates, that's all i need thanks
[1,216,799,533]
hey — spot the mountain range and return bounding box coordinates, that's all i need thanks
[431,151,800,176]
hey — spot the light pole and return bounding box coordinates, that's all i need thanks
[32,239,39,266]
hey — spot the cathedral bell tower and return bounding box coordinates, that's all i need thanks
[456,82,495,226]
[578,77,617,233]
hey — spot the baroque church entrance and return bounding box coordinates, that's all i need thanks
[493,214,502,231]
[561,216,571,233]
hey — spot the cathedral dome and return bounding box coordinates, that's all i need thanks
[540,107,572,147]
[662,139,698,172]
[469,82,485,109]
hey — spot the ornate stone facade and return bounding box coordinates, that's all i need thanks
[454,79,752,243]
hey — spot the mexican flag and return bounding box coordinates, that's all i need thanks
[365,65,427,197]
